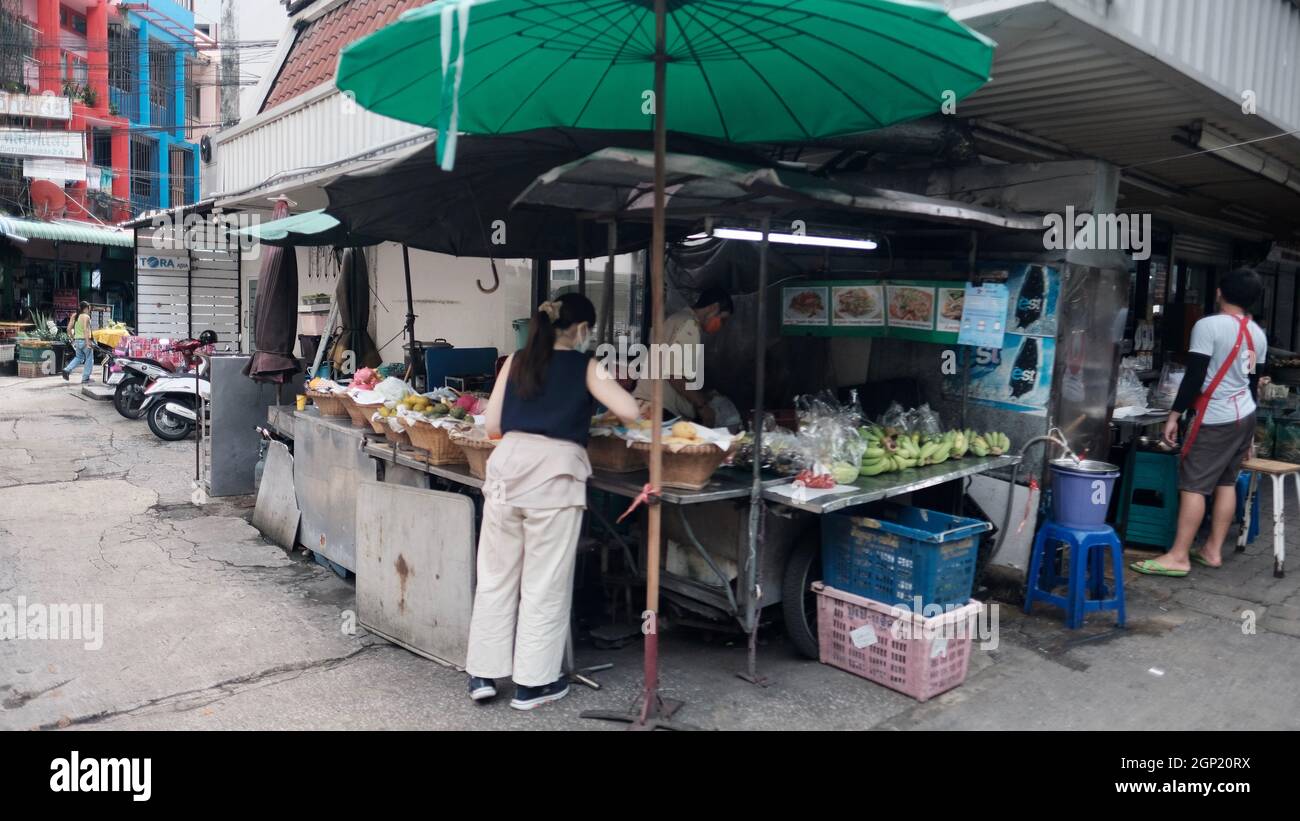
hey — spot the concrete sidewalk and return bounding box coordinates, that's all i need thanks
[2,374,1298,730]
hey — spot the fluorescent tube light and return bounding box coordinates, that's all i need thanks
[710,227,878,250]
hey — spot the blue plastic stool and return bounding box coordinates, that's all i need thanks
[1024,520,1126,629]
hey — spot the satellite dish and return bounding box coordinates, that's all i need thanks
[200,135,212,164]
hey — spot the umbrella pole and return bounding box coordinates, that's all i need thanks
[739,218,770,687]
[582,0,693,731]
[402,245,416,379]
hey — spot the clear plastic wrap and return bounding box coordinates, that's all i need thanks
[794,391,867,483]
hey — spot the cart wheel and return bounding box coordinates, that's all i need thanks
[782,533,821,660]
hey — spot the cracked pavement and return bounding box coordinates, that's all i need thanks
[1,374,1299,730]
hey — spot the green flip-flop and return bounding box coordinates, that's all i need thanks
[1191,551,1222,568]
[1129,559,1189,577]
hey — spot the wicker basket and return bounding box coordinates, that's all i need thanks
[450,433,498,479]
[383,422,411,448]
[404,419,469,465]
[587,434,643,473]
[629,441,735,490]
[309,391,348,417]
[345,396,382,428]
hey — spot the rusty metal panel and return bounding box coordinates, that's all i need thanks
[355,481,477,669]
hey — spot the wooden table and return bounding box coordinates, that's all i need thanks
[1238,458,1300,577]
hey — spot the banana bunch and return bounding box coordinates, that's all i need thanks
[949,429,969,459]
[917,430,954,466]
[984,431,1010,456]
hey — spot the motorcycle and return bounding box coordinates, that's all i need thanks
[112,331,215,420]
[140,365,211,441]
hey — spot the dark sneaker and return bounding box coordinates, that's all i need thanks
[510,679,570,711]
[61,370,69,381]
[467,676,497,703]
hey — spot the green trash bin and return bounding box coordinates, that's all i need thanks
[511,318,530,352]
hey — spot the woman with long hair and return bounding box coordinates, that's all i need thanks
[465,293,639,710]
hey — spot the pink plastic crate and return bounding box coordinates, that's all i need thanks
[814,582,983,702]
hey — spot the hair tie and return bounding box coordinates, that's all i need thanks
[538,301,560,321]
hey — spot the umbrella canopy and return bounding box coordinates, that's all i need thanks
[243,198,300,384]
[337,0,995,158]
[322,128,772,258]
[513,147,1043,230]
[237,209,381,248]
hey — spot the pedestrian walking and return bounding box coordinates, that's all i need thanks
[1132,268,1269,577]
[465,293,640,710]
[62,302,94,384]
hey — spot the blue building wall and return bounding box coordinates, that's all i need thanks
[123,1,200,212]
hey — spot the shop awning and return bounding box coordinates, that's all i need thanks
[0,216,133,248]
[513,148,1044,230]
[235,208,375,248]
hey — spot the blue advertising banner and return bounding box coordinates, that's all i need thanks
[952,333,1056,415]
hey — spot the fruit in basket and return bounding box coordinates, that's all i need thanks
[450,406,468,420]
[429,402,449,416]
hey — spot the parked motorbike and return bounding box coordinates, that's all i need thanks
[112,331,215,420]
[140,365,211,441]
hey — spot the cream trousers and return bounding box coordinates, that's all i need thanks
[465,499,584,686]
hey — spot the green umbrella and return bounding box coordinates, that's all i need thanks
[337,0,994,728]
[338,0,994,164]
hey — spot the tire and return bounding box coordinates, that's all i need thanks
[113,377,148,420]
[147,398,194,441]
[782,533,822,660]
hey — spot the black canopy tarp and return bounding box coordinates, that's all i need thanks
[322,128,771,259]
[243,198,300,383]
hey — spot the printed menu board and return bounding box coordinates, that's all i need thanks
[830,284,884,327]
[885,283,936,330]
[782,286,828,327]
[935,286,966,334]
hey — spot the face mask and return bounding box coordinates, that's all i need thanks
[574,327,593,354]
[703,315,724,334]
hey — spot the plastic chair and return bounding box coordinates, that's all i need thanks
[1024,520,1126,629]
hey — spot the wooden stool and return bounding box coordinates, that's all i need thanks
[1237,458,1300,578]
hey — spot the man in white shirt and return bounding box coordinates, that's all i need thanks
[634,287,733,423]
[1133,268,1268,577]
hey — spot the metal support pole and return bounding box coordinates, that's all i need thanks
[739,217,770,686]
[582,0,696,731]
[401,245,417,368]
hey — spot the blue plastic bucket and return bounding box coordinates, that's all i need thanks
[1050,458,1120,528]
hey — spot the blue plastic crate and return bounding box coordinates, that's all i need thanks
[820,504,991,609]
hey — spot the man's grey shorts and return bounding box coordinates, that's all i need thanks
[1179,413,1256,495]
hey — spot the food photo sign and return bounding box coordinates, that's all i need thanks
[781,280,966,341]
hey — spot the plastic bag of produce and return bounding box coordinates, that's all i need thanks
[907,403,944,437]
[880,401,909,433]
[794,391,866,482]
[373,376,413,404]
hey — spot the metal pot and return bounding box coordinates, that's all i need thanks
[1050,457,1121,475]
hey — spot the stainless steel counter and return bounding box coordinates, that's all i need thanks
[364,442,788,505]
[762,455,1021,514]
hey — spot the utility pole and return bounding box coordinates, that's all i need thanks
[219,0,240,126]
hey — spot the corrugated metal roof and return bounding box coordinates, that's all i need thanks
[0,217,134,248]
[954,0,1300,237]
[262,0,432,112]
